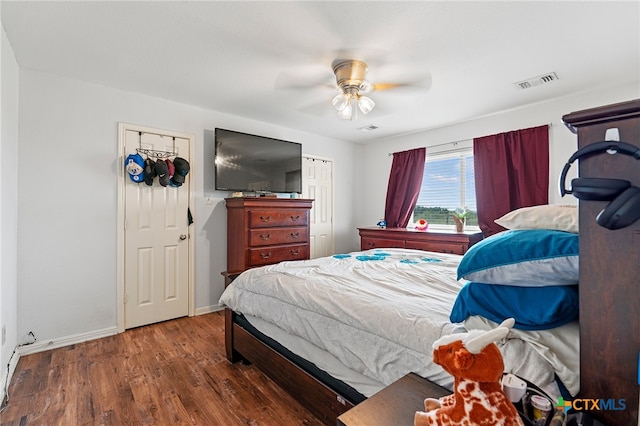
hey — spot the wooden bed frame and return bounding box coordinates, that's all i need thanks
[224,100,640,426]
[224,309,355,424]
[561,99,639,426]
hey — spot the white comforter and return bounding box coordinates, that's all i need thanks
[219,248,466,391]
[219,248,578,398]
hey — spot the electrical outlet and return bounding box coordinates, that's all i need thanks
[2,325,6,346]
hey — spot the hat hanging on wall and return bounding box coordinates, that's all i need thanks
[125,153,145,183]
[155,160,170,187]
[143,158,157,186]
[165,159,175,180]
[171,157,190,187]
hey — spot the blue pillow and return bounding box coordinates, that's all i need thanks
[457,230,579,286]
[450,282,579,330]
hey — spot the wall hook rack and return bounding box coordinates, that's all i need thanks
[136,148,176,159]
[136,132,177,158]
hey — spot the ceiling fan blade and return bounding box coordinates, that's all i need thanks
[330,48,385,62]
[274,64,336,91]
[369,73,433,93]
[370,82,404,91]
[298,99,334,117]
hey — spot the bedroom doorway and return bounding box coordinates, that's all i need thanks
[117,123,195,331]
[302,156,334,258]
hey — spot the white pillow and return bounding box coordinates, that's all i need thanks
[494,205,578,233]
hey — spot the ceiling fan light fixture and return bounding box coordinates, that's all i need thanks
[332,93,349,111]
[358,96,375,114]
[331,59,377,120]
[338,102,353,120]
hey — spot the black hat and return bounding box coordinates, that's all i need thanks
[171,157,190,186]
[155,160,169,187]
[143,158,157,186]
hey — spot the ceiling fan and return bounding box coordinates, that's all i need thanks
[275,57,432,120]
[331,59,377,120]
[332,59,434,120]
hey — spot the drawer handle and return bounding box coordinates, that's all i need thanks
[260,233,271,240]
[290,248,301,255]
[260,252,272,259]
[290,232,300,238]
[290,215,300,222]
[260,216,271,223]
[367,242,375,248]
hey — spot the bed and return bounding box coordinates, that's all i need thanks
[219,215,581,424]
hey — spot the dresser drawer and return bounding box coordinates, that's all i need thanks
[406,241,467,255]
[249,210,308,228]
[361,238,406,250]
[249,227,308,247]
[249,244,309,266]
[359,228,482,256]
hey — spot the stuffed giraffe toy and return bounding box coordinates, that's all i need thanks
[414,318,524,426]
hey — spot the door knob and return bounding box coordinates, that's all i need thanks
[180,234,187,240]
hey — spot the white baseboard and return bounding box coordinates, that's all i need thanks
[195,304,224,316]
[13,309,224,358]
[1,311,225,403]
[0,349,20,405]
[17,326,118,356]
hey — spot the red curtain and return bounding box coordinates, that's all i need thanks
[384,148,426,228]
[474,125,549,236]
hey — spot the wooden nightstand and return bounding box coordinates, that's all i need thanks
[336,373,449,426]
[358,228,483,255]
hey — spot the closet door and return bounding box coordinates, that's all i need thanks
[302,156,334,258]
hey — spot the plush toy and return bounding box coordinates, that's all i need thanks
[415,218,428,231]
[415,318,524,426]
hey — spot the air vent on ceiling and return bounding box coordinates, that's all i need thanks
[359,125,379,132]
[515,72,559,90]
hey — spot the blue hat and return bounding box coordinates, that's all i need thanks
[125,153,145,183]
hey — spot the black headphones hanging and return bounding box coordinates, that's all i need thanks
[559,140,640,230]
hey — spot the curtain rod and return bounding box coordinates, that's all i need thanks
[388,123,553,156]
[388,139,471,156]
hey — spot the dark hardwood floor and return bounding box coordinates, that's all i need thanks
[1,311,324,425]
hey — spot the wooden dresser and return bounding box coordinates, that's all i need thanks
[358,227,483,255]
[562,99,639,426]
[225,197,313,274]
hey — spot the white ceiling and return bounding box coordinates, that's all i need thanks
[2,1,639,143]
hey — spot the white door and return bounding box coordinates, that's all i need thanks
[302,156,334,258]
[123,129,191,329]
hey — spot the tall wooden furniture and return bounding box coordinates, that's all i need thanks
[225,197,313,274]
[358,227,483,255]
[562,99,640,426]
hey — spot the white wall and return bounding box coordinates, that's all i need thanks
[11,59,640,351]
[16,68,359,344]
[1,22,20,396]
[355,83,640,247]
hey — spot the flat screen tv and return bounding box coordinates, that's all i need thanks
[214,128,302,194]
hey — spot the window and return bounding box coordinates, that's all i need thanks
[412,146,478,229]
